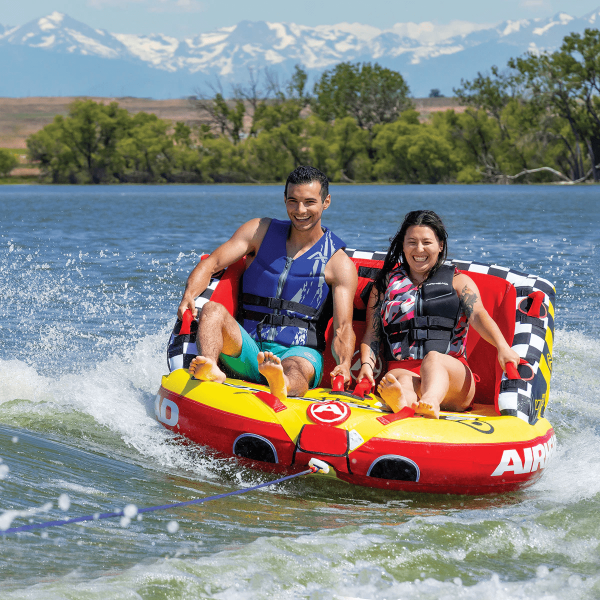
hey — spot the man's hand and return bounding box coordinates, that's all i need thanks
[177,294,197,320]
[330,363,352,388]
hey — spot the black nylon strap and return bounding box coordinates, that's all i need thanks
[385,316,456,335]
[387,329,453,344]
[500,379,529,392]
[358,266,381,280]
[244,310,309,329]
[515,286,534,297]
[242,293,319,317]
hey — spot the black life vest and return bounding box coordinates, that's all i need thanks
[381,264,465,360]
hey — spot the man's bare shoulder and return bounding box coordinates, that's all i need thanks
[326,249,358,286]
[230,217,271,250]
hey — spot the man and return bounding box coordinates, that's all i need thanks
[177,166,358,401]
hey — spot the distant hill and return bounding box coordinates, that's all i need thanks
[1,9,599,98]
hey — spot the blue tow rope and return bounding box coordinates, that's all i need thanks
[2,467,316,535]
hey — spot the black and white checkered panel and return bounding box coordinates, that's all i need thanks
[344,248,388,262]
[450,259,555,424]
[167,262,222,372]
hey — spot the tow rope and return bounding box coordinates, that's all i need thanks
[2,460,329,536]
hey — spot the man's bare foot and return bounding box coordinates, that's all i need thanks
[377,373,417,413]
[189,356,226,383]
[258,351,287,402]
[415,401,439,419]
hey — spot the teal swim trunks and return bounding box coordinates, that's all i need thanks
[219,324,324,389]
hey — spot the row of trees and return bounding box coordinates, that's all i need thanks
[27,28,600,184]
[0,149,19,177]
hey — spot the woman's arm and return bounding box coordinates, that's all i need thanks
[357,285,383,386]
[454,273,520,371]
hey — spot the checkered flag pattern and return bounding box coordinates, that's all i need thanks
[167,271,222,372]
[450,259,555,425]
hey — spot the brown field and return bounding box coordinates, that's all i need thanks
[0,95,464,151]
[0,96,207,150]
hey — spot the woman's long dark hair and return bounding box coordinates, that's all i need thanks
[373,210,448,297]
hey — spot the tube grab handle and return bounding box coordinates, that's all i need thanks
[506,358,529,380]
[353,378,373,398]
[332,374,345,392]
[180,309,194,335]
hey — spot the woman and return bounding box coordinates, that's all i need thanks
[357,210,520,418]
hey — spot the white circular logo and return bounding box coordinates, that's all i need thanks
[307,401,351,425]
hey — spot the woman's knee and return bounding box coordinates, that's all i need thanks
[422,351,444,366]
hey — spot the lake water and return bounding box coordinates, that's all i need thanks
[0,184,599,599]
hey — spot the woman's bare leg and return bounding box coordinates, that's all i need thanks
[417,351,475,418]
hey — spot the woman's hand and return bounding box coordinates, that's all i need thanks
[357,362,376,386]
[497,346,521,373]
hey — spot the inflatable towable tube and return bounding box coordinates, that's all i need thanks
[157,250,556,495]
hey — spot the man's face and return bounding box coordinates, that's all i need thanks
[284,181,331,233]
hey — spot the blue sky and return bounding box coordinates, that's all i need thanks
[2,0,600,37]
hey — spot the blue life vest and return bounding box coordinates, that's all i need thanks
[241,219,346,350]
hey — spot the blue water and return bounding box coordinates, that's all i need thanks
[1,184,599,599]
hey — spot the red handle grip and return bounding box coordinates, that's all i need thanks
[180,309,194,335]
[527,291,545,318]
[332,374,345,392]
[353,378,373,398]
[506,358,529,380]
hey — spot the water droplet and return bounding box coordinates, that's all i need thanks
[167,520,179,533]
[58,494,70,511]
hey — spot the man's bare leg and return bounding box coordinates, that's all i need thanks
[258,353,314,401]
[189,301,242,383]
[377,371,419,413]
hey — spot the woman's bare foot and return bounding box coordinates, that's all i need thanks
[415,400,440,419]
[258,351,287,402]
[189,356,226,383]
[377,373,417,413]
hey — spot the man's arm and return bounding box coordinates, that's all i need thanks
[325,250,358,386]
[357,284,382,386]
[177,217,270,319]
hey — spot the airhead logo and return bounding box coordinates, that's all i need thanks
[491,434,556,476]
[307,400,350,425]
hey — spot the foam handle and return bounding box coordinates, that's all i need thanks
[527,291,545,318]
[505,363,520,380]
[180,309,194,336]
[506,358,529,380]
[332,375,345,392]
[354,378,373,398]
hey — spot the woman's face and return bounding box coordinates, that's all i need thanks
[402,225,443,280]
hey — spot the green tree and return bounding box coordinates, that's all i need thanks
[313,62,411,131]
[27,120,76,183]
[374,111,460,183]
[0,149,19,176]
[510,28,600,181]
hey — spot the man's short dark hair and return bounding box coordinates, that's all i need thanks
[284,166,329,202]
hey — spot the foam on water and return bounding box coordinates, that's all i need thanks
[0,329,229,485]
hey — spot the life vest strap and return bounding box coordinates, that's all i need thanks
[385,315,456,335]
[242,293,319,317]
[244,309,310,330]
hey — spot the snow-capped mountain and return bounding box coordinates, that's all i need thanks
[0,8,598,98]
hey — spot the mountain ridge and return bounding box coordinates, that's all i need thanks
[1,8,599,98]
